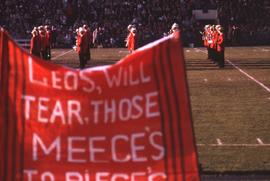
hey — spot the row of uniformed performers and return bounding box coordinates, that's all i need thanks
[202,24,225,68]
[30,23,224,69]
[30,24,92,69]
[125,23,180,53]
[30,25,52,60]
[74,24,92,69]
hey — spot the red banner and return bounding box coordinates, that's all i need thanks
[0,28,200,181]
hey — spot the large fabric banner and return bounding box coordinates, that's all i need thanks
[0,28,200,181]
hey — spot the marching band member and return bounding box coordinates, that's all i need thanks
[208,25,217,63]
[202,25,211,59]
[76,27,88,69]
[125,24,133,50]
[83,24,92,61]
[126,26,137,53]
[215,25,225,68]
[30,29,41,57]
[38,26,47,60]
[45,25,52,60]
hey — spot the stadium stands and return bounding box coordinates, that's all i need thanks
[15,38,30,49]
[1,0,269,47]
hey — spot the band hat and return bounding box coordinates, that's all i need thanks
[131,27,136,33]
[172,23,179,30]
[215,25,222,31]
[83,24,89,30]
[79,27,85,34]
[31,30,37,35]
[127,24,134,31]
[38,26,45,30]
[45,25,51,30]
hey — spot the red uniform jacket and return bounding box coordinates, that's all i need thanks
[85,30,93,48]
[45,31,52,48]
[30,35,41,55]
[127,32,136,51]
[210,31,218,49]
[76,34,88,54]
[39,34,47,51]
[216,33,224,52]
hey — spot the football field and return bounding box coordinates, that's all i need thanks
[50,46,270,179]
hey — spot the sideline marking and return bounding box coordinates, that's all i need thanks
[197,143,270,147]
[226,59,270,93]
[195,48,270,93]
[257,138,264,145]
[51,49,73,60]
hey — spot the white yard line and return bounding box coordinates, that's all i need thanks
[226,59,270,93]
[51,49,73,60]
[194,48,270,93]
[197,138,270,147]
[197,143,270,147]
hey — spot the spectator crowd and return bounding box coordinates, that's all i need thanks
[1,0,269,48]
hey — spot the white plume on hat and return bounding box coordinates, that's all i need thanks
[79,27,84,34]
[127,24,133,31]
[131,27,136,33]
[172,23,179,30]
[215,25,221,29]
[205,24,210,29]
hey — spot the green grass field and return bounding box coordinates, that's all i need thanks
[49,46,270,178]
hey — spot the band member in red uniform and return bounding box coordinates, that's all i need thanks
[209,25,217,63]
[38,26,47,60]
[45,25,52,60]
[30,29,41,57]
[125,24,133,44]
[76,27,88,69]
[216,25,225,68]
[126,26,137,53]
[202,25,211,59]
[83,24,92,61]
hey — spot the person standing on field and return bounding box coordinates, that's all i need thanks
[126,26,137,53]
[30,29,41,57]
[76,27,88,69]
[45,25,52,60]
[38,26,47,60]
[215,25,225,68]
